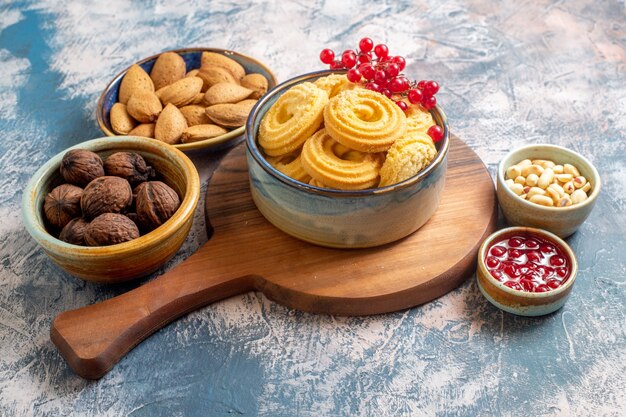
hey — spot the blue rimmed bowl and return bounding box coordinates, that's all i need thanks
[97,47,277,152]
[245,70,450,248]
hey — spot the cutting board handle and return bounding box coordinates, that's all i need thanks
[51,236,257,380]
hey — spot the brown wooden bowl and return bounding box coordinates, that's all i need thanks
[22,136,200,283]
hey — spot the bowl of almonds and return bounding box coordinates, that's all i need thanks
[497,144,601,238]
[97,48,277,151]
[22,136,200,283]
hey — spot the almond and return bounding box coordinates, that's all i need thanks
[110,103,136,134]
[205,103,249,128]
[158,77,203,107]
[186,69,199,78]
[241,73,269,99]
[155,104,188,144]
[180,105,212,126]
[119,64,154,104]
[126,91,162,123]
[200,52,245,80]
[150,52,187,90]
[236,99,258,113]
[128,123,155,138]
[197,66,239,91]
[191,92,205,105]
[181,124,228,143]
[204,83,253,106]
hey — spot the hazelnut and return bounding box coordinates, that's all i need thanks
[136,181,181,231]
[44,184,83,229]
[103,152,155,185]
[60,149,104,187]
[59,218,89,245]
[84,213,140,246]
[81,176,133,219]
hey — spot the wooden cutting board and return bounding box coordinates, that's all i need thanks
[51,135,497,379]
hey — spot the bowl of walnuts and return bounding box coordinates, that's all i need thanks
[97,47,277,152]
[22,136,200,283]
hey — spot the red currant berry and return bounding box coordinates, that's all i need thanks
[320,49,335,65]
[365,82,380,92]
[427,125,444,142]
[525,239,539,249]
[421,95,437,110]
[490,270,503,280]
[380,88,392,98]
[547,279,561,289]
[360,63,375,80]
[385,63,400,78]
[486,257,499,269]
[359,37,374,53]
[358,52,372,64]
[556,267,568,278]
[391,56,406,71]
[508,248,522,259]
[540,244,555,254]
[396,101,408,111]
[408,89,423,104]
[374,70,387,85]
[490,245,507,257]
[424,80,440,96]
[346,68,362,83]
[550,256,565,267]
[389,76,409,93]
[342,50,357,68]
[374,44,389,59]
[417,80,427,90]
[509,237,523,248]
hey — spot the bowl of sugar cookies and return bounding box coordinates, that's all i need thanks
[245,66,449,248]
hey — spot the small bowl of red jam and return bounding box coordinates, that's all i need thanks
[477,226,578,316]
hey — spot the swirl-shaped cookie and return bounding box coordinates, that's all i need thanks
[266,154,311,183]
[405,105,435,134]
[324,89,407,153]
[301,129,384,190]
[314,74,357,99]
[259,82,328,156]
[379,132,437,187]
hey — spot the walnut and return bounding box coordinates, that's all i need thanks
[60,149,104,187]
[59,218,89,245]
[103,152,155,185]
[44,184,83,229]
[84,213,140,246]
[81,176,133,219]
[135,181,181,231]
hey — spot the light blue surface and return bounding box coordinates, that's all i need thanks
[0,1,624,416]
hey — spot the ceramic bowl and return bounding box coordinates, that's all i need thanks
[245,70,449,248]
[497,144,601,238]
[476,227,578,316]
[22,136,200,283]
[97,47,277,152]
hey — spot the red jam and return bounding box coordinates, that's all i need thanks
[485,232,571,293]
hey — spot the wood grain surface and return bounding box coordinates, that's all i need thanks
[50,135,497,379]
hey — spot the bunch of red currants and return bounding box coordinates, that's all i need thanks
[319,37,443,141]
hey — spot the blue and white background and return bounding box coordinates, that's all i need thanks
[0,1,624,416]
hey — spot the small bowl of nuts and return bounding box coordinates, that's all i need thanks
[97,47,277,152]
[497,144,601,238]
[22,136,200,283]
